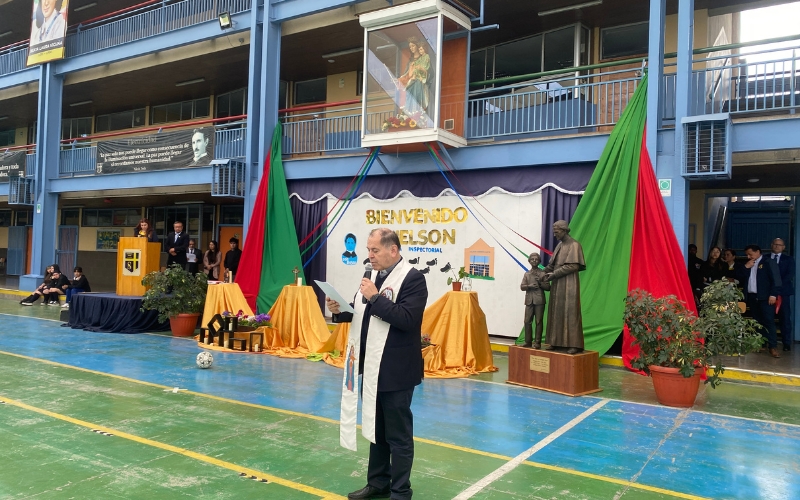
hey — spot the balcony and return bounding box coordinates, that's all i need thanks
[0,0,252,78]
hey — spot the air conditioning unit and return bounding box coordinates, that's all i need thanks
[681,114,731,180]
[211,159,246,198]
[9,176,34,205]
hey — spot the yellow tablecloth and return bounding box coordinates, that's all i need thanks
[201,283,253,327]
[321,323,350,368]
[265,285,332,358]
[421,291,498,378]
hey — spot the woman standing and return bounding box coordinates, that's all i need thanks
[134,218,159,242]
[703,246,727,285]
[203,240,221,280]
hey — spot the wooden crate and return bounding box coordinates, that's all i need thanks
[507,346,601,396]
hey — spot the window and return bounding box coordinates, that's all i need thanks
[151,97,211,125]
[0,210,12,227]
[61,209,80,225]
[0,129,15,147]
[494,35,542,80]
[543,27,576,71]
[601,22,649,60]
[279,80,288,109]
[294,78,327,105]
[220,205,244,224]
[61,117,92,141]
[216,88,247,119]
[15,211,32,226]
[82,208,140,227]
[95,109,146,132]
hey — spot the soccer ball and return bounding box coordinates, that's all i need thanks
[196,351,213,369]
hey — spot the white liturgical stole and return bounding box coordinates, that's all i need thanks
[340,258,412,451]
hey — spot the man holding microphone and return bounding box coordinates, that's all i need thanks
[327,228,427,500]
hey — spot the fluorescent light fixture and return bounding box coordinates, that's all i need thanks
[175,78,205,87]
[69,100,93,107]
[0,31,12,39]
[218,12,232,30]
[0,116,8,121]
[174,201,204,205]
[539,1,602,16]
[74,2,97,12]
[747,178,760,183]
[321,47,363,59]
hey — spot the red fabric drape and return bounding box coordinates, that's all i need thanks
[623,131,697,372]
[235,152,271,311]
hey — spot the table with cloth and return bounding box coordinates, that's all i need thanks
[201,283,253,327]
[321,291,497,378]
[420,291,498,378]
[264,285,332,358]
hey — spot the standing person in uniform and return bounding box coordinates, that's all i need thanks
[224,237,242,280]
[327,228,428,500]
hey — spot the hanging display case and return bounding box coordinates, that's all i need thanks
[359,0,471,151]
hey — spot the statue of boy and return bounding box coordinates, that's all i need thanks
[542,220,586,354]
[520,252,550,349]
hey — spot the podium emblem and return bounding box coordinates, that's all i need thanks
[123,249,141,276]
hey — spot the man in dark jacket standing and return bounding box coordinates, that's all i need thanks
[770,238,795,351]
[166,221,189,268]
[224,237,242,279]
[738,244,782,358]
[327,228,427,500]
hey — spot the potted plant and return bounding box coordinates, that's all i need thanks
[223,310,272,331]
[141,264,208,336]
[444,265,469,291]
[623,280,763,407]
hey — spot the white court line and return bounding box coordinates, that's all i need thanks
[452,398,610,500]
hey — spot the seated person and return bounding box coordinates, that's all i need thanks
[62,267,91,309]
[42,269,70,306]
[20,264,58,306]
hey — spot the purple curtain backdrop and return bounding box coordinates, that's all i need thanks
[540,186,582,266]
[290,197,327,310]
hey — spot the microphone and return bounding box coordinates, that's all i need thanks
[362,263,373,304]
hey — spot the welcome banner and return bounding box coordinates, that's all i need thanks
[27,0,70,66]
[95,127,215,175]
[325,191,543,338]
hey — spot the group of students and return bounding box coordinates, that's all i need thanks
[134,218,241,281]
[687,244,742,295]
[19,264,91,308]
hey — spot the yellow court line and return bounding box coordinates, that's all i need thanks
[0,350,706,500]
[0,394,345,500]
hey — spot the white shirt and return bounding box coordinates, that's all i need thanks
[748,255,763,294]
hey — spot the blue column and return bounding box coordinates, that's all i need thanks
[665,0,694,258]
[646,0,665,157]
[20,63,62,291]
[243,0,282,242]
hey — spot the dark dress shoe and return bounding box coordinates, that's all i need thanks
[347,485,390,499]
[532,343,541,349]
[769,348,781,358]
[783,345,791,352]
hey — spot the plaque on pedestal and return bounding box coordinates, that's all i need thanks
[507,346,601,397]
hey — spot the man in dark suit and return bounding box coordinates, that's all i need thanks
[770,238,795,351]
[327,228,427,500]
[166,221,189,268]
[185,239,201,274]
[738,244,782,358]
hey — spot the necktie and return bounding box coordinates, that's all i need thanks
[774,254,780,264]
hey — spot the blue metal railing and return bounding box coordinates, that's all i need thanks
[214,124,247,159]
[0,47,27,76]
[25,153,37,177]
[65,0,251,58]
[59,146,97,176]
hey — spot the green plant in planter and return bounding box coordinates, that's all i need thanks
[624,280,762,388]
[141,264,209,323]
[444,265,469,286]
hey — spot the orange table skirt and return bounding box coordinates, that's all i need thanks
[263,285,332,358]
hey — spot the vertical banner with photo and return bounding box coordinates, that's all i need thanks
[0,151,26,182]
[27,0,70,66]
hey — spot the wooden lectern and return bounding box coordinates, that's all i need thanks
[116,237,161,296]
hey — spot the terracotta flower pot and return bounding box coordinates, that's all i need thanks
[649,365,704,408]
[169,313,200,337]
[452,282,462,291]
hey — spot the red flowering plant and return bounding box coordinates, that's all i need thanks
[381,109,426,132]
[624,281,762,388]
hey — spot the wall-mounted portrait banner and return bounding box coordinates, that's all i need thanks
[95,127,215,175]
[325,191,543,338]
[27,0,70,66]
[0,151,26,182]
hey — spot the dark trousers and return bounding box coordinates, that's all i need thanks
[523,304,545,345]
[368,388,415,500]
[748,293,777,349]
[778,295,794,347]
